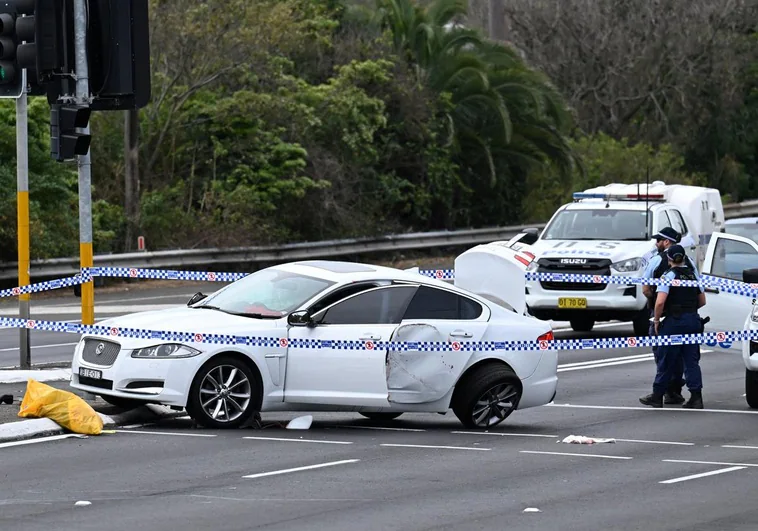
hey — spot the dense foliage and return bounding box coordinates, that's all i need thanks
[0,0,754,260]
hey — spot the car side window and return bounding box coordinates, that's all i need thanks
[668,209,686,235]
[655,210,671,233]
[711,238,758,281]
[402,286,483,320]
[316,285,418,325]
[307,282,383,315]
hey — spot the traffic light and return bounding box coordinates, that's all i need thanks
[0,0,22,97]
[50,103,91,161]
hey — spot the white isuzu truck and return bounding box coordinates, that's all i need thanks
[507,181,725,335]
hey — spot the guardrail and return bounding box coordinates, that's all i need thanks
[1,197,755,282]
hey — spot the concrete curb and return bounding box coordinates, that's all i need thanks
[0,404,186,444]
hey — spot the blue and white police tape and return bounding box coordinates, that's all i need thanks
[87,266,249,283]
[0,272,91,299]
[0,316,754,352]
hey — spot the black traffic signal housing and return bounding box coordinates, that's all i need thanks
[0,0,22,97]
[50,103,91,161]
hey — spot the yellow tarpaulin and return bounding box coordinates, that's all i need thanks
[18,379,103,435]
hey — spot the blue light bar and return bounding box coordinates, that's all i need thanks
[572,193,607,199]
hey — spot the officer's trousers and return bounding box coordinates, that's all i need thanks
[650,316,684,392]
[653,313,703,395]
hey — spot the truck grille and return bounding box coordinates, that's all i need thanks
[537,257,612,291]
[81,338,121,367]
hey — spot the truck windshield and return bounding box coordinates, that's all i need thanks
[542,209,652,241]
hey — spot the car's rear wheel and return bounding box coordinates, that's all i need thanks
[359,412,403,421]
[570,318,594,333]
[187,356,258,429]
[746,369,758,409]
[453,365,522,429]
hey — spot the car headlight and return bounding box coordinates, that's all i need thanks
[752,305,758,323]
[131,344,202,359]
[611,257,644,273]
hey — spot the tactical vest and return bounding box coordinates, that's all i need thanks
[663,266,700,317]
[649,252,694,301]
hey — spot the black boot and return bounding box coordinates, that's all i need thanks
[683,390,703,409]
[639,393,663,408]
[664,382,685,405]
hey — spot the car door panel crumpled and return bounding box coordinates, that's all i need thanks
[386,323,471,404]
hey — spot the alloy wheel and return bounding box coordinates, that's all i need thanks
[198,364,252,423]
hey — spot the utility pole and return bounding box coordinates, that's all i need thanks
[488,0,508,42]
[124,108,139,251]
[73,0,94,325]
[16,74,30,369]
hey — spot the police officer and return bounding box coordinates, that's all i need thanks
[642,227,687,404]
[639,244,706,409]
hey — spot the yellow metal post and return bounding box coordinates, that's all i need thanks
[17,88,30,369]
[80,242,94,324]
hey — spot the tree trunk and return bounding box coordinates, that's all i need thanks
[124,109,140,252]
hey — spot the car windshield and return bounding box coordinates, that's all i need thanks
[724,223,758,243]
[196,268,334,317]
[542,209,652,241]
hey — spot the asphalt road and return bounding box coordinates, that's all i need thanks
[0,282,755,530]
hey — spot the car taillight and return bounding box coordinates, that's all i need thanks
[538,331,554,342]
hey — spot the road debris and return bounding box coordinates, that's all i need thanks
[561,435,616,444]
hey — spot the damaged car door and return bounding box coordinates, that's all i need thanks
[284,284,418,407]
[387,285,490,404]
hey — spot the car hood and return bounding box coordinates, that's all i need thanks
[530,239,653,263]
[95,306,283,336]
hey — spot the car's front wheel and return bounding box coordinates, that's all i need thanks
[746,368,758,409]
[187,356,258,429]
[453,365,522,429]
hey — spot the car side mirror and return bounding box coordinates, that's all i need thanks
[187,292,207,306]
[288,310,313,327]
[520,227,540,245]
[743,268,758,284]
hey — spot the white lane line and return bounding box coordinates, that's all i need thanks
[559,357,654,372]
[0,434,84,449]
[188,494,372,502]
[451,431,557,438]
[381,443,490,451]
[242,459,359,479]
[615,438,694,446]
[243,436,353,445]
[546,403,758,415]
[722,445,758,450]
[0,342,78,353]
[520,450,632,460]
[339,425,426,432]
[660,466,747,484]
[663,459,758,468]
[113,429,216,438]
[559,353,653,368]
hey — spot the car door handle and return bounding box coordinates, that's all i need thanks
[705,287,720,294]
[450,330,473,338]
[359,334,381,341]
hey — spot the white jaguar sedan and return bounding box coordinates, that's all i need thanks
[70,258,557,429]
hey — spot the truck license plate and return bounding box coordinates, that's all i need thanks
[79,367,102,380]
[558,297,587,309]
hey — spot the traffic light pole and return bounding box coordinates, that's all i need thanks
[16,81,30,369]
[73,0,94,325]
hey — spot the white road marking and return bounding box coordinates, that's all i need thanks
[663,459,758,468]
[615,438,694,446]
[339,425,426,432]
[243,436,353,445]
[188,494,372,502]
[659,466,746,484]
[546,403,758,415]
[722,445,758,450]
[242,459,359,479]
[381,443,490,451]
[451,431,558,438]
[559,357,654,372]
[113,429,216,438]
[0,342,78,353]
[520,450,632,460]
[559,353,653,368]
[0,434,84,449]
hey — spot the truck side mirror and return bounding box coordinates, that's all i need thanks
[743,269,758,284]
[520,227,540,245]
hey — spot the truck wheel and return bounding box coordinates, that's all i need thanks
[632,312,649,337]
[746,369,758,409]
[570,319,594,333]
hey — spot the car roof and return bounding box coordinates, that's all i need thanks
[274,260,456,289]
[562,201,661,212]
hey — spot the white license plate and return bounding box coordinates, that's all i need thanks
[79,367,102,379]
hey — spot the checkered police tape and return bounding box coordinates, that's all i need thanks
[88,267,248,283]
[418,269,758,299]
[0,316,754,352]
[0,272,91,299]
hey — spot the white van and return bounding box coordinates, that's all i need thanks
[507,182,725,334]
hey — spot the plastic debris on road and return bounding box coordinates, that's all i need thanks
[18,379,104,435]
[286,415,313,430]
[75,501,92,507]
[523,508,541,513]
[561,435,616,444]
